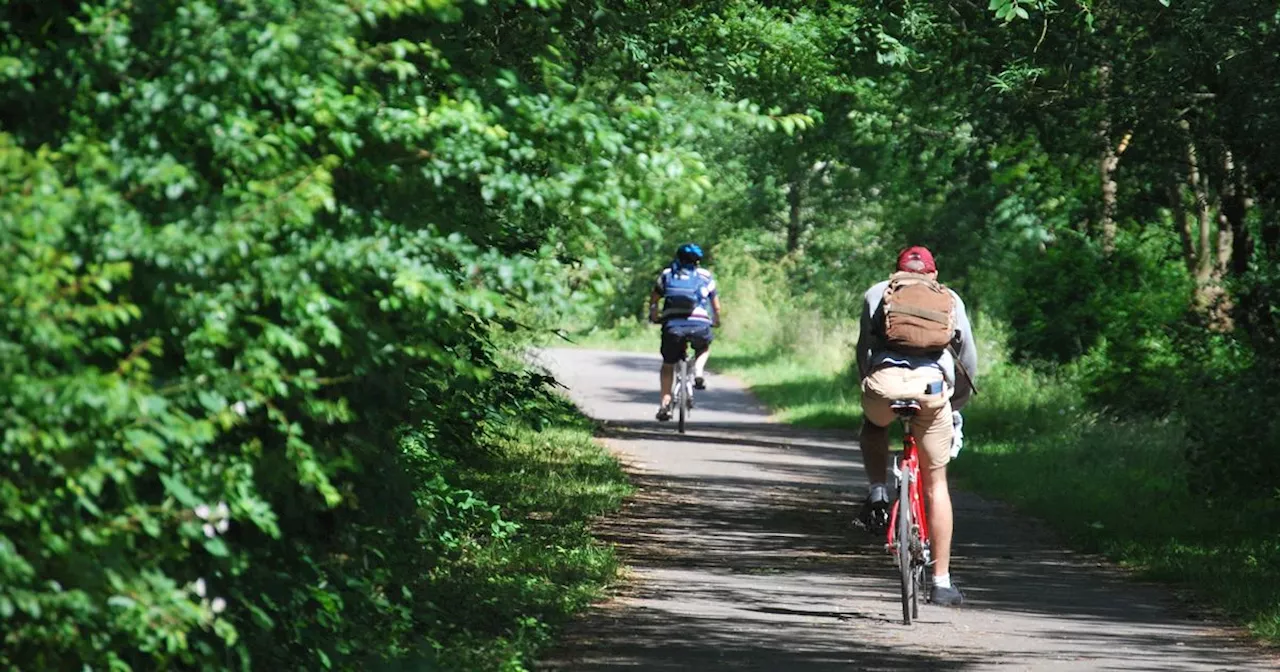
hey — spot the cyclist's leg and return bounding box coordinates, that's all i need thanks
[859,419,891,494]
[857,378,896,529]
[690,324,713,386]
[693,349,711,382]
[660,363,675,405]
[859,370,900,496]
[915,399,958,600]
[657,325,683,416]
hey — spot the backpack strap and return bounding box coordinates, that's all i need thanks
[947,343,979,397]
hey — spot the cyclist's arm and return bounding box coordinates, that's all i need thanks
[710,294,722,328]
[948,292,979,410]
[648,270,668,323]
[952,293,978,379]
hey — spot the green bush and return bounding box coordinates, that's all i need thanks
[0,0,763,668]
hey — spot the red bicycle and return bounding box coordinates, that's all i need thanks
[886,399,931,625]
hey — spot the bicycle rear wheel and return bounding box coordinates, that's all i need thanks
[676,362,687,434]
[897,462,912,625]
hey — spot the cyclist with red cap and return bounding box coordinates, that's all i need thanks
[855,245,978,607]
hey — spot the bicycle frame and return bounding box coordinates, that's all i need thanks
[885,416,931,624]
[886,432,930,550]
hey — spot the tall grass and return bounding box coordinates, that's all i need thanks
[960,371,1280,641]
[574,250,1280,644]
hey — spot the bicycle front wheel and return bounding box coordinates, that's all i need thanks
[897,466,912,625]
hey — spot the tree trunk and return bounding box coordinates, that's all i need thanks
[1223,156,1253,277]
[1178,120,1233,331]
[1184,132,1214,284]
[1097,64,1118,255]
[1220,152,1263,336]
[1262,205,1280,260]
[786,160,805,254]
[1170,183,1196,274]
[1246,183,1280,349]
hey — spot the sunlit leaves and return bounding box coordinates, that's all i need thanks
[988,0,1036,22]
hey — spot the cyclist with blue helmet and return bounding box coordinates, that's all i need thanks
[648,243,721,421]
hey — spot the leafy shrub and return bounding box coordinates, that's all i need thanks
[1006,228,1193,411]
[0,0,771,668]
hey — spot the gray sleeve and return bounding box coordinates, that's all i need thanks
[952,291,978,382]
[945,291,978,410]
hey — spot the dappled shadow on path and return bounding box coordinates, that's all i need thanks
[536,607,978,671]
[535,349,1276,671]
[538,427,1274,671]
[588,470,866,571]
[535,466,981,671]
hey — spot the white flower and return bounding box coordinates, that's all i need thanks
[215,501,230,518]
[194,578,207,597]
[194,504,211,520]
[203,523,216,538]
[215,518,229,533]
[231,401,248,417]
[211,597,226,614]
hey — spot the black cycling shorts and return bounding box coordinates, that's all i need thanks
[660,322,713,364]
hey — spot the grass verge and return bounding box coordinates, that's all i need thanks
[573,322,1280,645]
[421,396,632,670]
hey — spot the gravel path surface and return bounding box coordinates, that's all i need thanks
[533,348,1274,671]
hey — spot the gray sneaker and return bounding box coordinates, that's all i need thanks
[929,583,964,607]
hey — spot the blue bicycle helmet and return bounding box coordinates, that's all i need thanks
[675,243,704,267]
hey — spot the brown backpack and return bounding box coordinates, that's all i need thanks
[879,272,955,355]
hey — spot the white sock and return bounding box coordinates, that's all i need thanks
[868,483,889,503]
[933,573,952,589]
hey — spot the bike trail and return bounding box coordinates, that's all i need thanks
[532,348,1275,671]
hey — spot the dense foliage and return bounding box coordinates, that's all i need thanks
[7,0,1280,666]
[581,0,1280,500]
[0,0,806,668]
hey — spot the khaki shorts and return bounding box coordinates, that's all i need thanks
[861,366,954,470]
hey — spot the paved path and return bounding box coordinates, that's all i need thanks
[532,348,1274,671]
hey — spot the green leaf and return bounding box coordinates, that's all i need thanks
[159,473,198,507]
[247,602,276,629]
[106,595,136,609]
[203,537,230,558]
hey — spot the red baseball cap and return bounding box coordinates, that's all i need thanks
[897,246,936,273]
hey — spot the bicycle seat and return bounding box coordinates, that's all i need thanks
[889,400,921,417]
